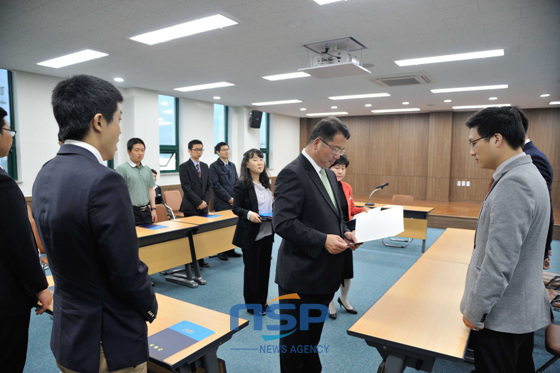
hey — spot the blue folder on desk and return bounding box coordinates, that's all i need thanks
[140,224,167,230]
[148,320,214,360]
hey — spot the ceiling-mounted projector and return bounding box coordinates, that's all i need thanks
[299,37,371,79]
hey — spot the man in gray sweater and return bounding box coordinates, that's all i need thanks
[460,107,551,372]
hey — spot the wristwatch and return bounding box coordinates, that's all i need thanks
[151,206,156,211]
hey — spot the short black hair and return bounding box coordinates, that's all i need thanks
[465,106,525,149]
[330,154,349,168]
[188,139,203,150]
[215,141,228,153]
[51,74,123,141]
[308,116,350,144]
[510,106,529,133]
[127,137,145,151]
[151,168,157,175]
[0,107,7,128]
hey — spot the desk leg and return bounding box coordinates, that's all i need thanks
[165,262,198,288]
[382,354,405,373]
[421,239,426,254]
[201,346,220,373]
[188,232,206,285]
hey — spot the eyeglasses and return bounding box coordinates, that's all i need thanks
[191,148,204,152]
[319,138,345,156]
[468,136,485,149]
[1,128,16,137]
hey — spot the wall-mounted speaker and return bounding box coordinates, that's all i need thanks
[249,110,263,128]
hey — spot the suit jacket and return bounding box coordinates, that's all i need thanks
[523,140,554,259]
[273,153,348,295]
[32,145,157,373]
[0,168,48,318]
[209,159,238,211]
[460,155,551,333]
[232,180,273,250]
[179,159,212,216]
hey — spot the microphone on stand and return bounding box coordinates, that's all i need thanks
[365,182,389,206]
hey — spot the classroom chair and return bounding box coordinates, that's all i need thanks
[383,194,414,248]
[27,205,49,269]
[163,190,184,218]
[155,204,169,222]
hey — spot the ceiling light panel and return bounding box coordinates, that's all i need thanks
[37,49,108,68]
[263,72,310,81]
[329,93,390,100]
[174,82,234,92]
[371,108,420,113]
[252,99,302,106]
[306,111,349,117]
[431,85,508,93]
[395,49,504,66]
[452,104,511,110]
[314,0,347,5]
[130,15,237,45]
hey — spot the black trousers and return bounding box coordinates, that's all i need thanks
[242,235,273,306]
[278,285,332,373]
[472,328,535,373]
[133,208,152,226]
[0,311,31,372]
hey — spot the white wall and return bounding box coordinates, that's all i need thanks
[9,71,300,196]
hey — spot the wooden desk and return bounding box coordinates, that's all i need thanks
[174,210,238,285]
[148,293,248,373]
[347,228,475,373]
[43,279,247,373]
[420,228,475,265]
[356,202,434,253]
[136,221,199,287]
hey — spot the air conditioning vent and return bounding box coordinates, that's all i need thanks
[373,74,431,87]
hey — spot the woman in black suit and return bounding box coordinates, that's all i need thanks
[232,149,274,315]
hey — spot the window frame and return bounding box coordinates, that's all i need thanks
[159,95,179,173]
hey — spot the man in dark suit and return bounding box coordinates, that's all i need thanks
[32,75,157,373]
[0,107,52,373]
[209,141,241,260]
[273,117,360,373]
[179,139,212,267]
[512,107,554,269]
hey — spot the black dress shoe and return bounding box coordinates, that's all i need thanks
[329,312,337,320]
[198,259,209,267]
[217,253,228,261]
[338,297,357,314]
[227,249,242,257]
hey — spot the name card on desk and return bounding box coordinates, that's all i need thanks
[148,320,214,360]
[354,206,404,243]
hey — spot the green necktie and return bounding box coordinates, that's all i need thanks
[320,168,336,207]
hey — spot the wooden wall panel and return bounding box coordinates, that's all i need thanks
[397,114,430,176]
[343,117,370,175]
[297,108,560,207]
[368,115,401,176]
[427,177,450,201]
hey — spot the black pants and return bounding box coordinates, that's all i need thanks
[278,285,332,373]
[472,328,535,373]
[133,208,152,226]
[242,235,273,306]
[0,312,31,372]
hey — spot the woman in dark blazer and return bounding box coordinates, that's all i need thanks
[232,149,274,315]
[328,155,368,319]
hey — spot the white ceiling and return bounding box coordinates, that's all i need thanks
[1,0,559,118]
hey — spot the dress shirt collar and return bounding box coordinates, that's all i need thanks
[127,159,142,168]
[64,139,104,164]
[524,138,531,145]
[302,148,322,175]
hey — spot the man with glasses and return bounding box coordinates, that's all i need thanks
[460,107,551,373]
[209,142,241,260]
[273,116,360,373]
[1,107,52,372]
[179,139,212,267]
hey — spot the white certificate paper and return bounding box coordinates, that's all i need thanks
[354,205,404,243]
